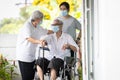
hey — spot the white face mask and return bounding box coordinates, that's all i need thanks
[60,10,68,16]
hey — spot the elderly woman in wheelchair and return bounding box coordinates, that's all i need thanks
[35,19,79,80]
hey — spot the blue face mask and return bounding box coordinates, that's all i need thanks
[60,10,68,16]
[51,26,59,33]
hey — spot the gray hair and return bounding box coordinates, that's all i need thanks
[51,19,63,26]
[31,10,43,20]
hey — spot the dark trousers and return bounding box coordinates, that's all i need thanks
[18,60,35,80]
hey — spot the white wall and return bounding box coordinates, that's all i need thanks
[0,34,17,60]
[95,0,120,80]
[0,34,22,80]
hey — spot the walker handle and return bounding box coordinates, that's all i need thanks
[39,46,50,51]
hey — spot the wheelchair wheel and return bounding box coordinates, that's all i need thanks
[70,68,75,80]
[63,68,74,80]
[68,66,79,80]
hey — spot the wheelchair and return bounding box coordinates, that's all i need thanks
[34,47,80,80]
[60,51,80,80]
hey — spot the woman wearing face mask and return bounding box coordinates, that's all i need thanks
[57,2,81,58]
[36,19,78,80]
[16,10,53,80]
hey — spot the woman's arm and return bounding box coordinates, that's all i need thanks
[26,37,41,44]
[77,29,81,40]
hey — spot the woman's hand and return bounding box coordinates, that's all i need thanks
[39,40,47,47]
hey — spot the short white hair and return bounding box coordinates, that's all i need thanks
[31,10,43,20]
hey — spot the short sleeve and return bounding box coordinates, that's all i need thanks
[20,23,32,39]
[39,27,48,35]
[74,19,81,30]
